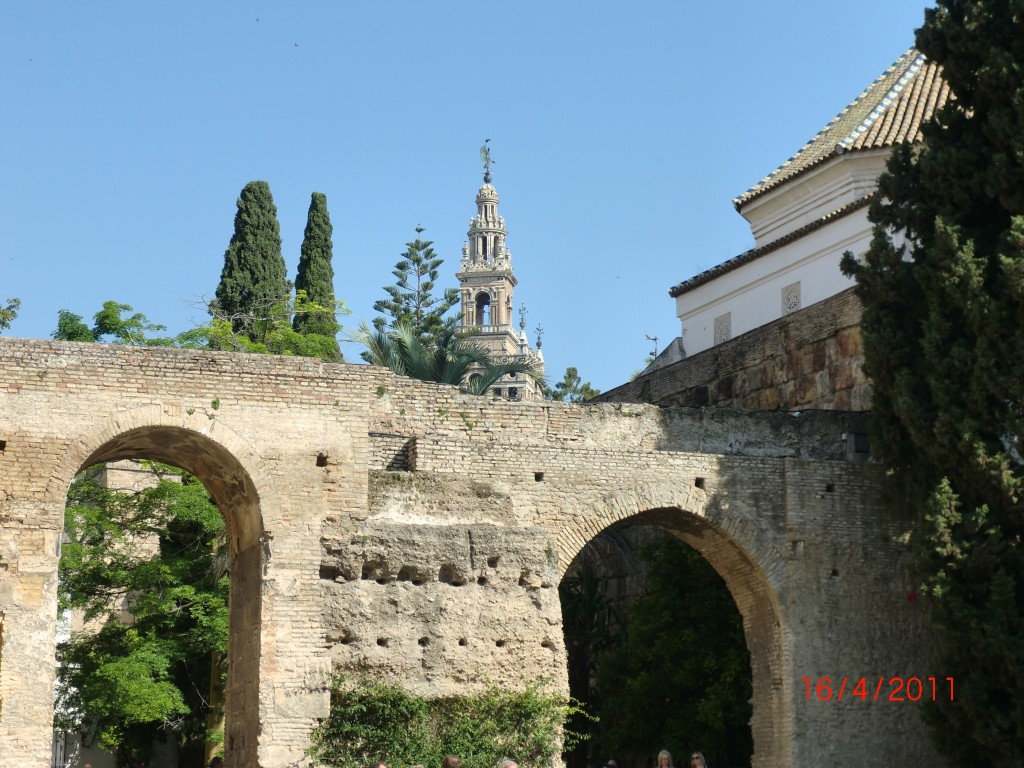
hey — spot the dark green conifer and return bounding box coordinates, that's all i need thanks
[370,227,459,348]
[293,192,341,359]
[842,2,1024,762]
[214,181,288,339]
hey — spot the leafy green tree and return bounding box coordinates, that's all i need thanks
[57,467,228,766]
[180,292,346,362]
[591,537,751,768]
[352,321,539,394]
[0,297,20,333]
[369,227,459,349]
[293,192,341,358]
[841,3,1024,762]
[545,367,601,402]
[53,302,172,345]
[214,181,288,339]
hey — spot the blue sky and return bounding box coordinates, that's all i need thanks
[2,1,932,392]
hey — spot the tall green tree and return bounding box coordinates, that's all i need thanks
[293,192,341,359]
[841,2,1024,762]
[0,297,20,333]
[370,227,459,347]
[214,181,288,339]
[57,468,228,766]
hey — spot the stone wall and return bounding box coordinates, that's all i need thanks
[601,288,870,411]
[0,339,944,768]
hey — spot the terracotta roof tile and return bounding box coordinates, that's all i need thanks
[733,50,950,209]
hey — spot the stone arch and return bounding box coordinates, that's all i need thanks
[50,406,276,766]
[556,485,792,768]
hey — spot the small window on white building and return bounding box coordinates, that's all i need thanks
[782,282,801,315]
[714,312,732,345]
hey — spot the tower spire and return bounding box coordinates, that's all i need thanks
[456,147,545,400]
[480,139,493,183]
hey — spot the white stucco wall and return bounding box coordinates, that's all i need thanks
[675,211,868,356]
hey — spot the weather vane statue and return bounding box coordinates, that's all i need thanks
[480,139,493,183]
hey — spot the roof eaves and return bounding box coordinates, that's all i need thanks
[668,193,875,299]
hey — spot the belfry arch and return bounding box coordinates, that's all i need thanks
[557,499,791,768]
[55,421,268,766]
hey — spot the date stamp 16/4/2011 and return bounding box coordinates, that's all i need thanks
[801,677,955,703]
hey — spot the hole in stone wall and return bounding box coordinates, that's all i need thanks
[398,564,429,585]
[830,568,840,578]
[316,452,328,467]
[495,639,506,648]
[477,576,488,586]
[376,578,388,585]
[362,560,386,581]
[418,637,429,647]
[319,564,341,581]
[825,483,835,493]
[487,556,499,568]
[438,564,465,586]
[695,477,706,489]
[541,639,554,649]
[377,638,389,647]
[0,440,6,452]
[534,471,544,482]
[458,638,467,646]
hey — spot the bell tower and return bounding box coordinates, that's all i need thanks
[456,145,544,400]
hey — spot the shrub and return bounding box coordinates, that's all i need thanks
[308,676,589,768]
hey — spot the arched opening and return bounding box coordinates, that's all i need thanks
[54,426,263,768]
[560,507,785,768]
[475,292,491,326]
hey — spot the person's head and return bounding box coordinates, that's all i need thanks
[604,760,618,768]
[689,753,707,768]
[498,758,518,768]
[370,763,388,768]
[443,756,462,768]
[657,750,673,768]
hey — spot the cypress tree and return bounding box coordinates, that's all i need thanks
[214,181,288,339]
[842,2,1024,762]
[293,191,341,359]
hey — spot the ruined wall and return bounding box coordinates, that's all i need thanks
[0,339,943,768]
[601,288,870,411]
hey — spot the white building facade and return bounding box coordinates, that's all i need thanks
[669,50,947,358]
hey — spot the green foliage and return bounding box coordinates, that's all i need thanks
[180,291,347,362]
[840,3,1024,762]
[544,367,600,403]
[369,226,459,351]
[214,180,289,339]
[587,536,751,767]
[53,302,172,345]
[352,321,540,394]
[0,297,20,333]
[294,192,341,358]
[57,468,228,764]
[307,676,587,768]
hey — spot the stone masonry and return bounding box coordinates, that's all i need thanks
[602,288,870,412]
[0,339,943,767]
